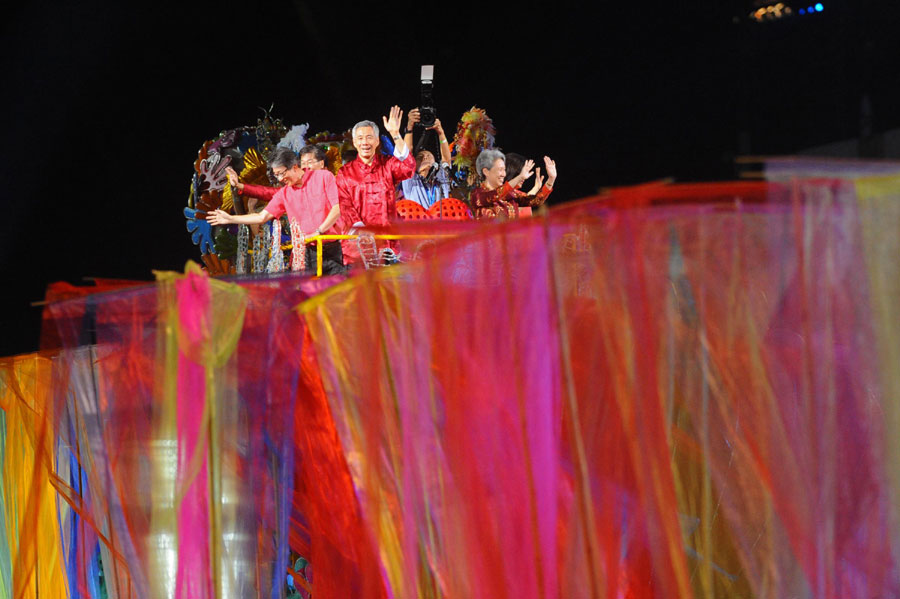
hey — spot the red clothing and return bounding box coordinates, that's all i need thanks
[336,152,416,228]
[264,169,339,236]
[471,182,553,220]
[239,183,278,202]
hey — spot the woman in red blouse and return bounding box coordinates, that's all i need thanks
[470,150,557,220]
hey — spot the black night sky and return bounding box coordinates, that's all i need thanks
[3,1,899,356]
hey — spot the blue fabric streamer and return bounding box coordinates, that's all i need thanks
[88,542,103,598]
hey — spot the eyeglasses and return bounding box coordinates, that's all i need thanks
[300,159,323,168]
[272,168,289,180]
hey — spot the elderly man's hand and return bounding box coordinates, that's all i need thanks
[383,105,404,138]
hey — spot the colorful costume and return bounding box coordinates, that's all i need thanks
[470,182,553,220]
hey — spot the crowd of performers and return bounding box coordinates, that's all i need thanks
[205,106,559,275]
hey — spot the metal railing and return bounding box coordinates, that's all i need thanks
[247,233,457,276]
[304,234,456,277]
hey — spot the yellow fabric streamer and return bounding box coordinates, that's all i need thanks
[0,355,68,599]
[856,174,900,564]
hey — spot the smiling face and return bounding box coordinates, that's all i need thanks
[353,126,378,163]
[272,163,304,187]
[481,158,506,190]
[300,152,325,173]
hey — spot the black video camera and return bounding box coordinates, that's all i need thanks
[420,65,436,128]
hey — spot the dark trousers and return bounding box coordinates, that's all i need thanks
[304,240,345,275]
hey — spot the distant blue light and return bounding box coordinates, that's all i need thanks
[815,2,824,11]
[799,8,806,13]
[808,6,814,12]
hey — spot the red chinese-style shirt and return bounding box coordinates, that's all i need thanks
[336,152,416,228]
[471,182,553,220]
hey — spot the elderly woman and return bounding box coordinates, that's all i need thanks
[470,149,557,220]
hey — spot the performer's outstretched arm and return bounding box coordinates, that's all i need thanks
[206,208,274,226]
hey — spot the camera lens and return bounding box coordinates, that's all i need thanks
[421,107,436,128]
[420,79,435,128]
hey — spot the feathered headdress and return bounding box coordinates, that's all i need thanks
[451,106,496,171]
[277,123,310,154]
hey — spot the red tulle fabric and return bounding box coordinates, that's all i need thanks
[8,172,900,598]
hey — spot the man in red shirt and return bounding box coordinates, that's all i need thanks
[206,147,344,275]
[336,106,416,262]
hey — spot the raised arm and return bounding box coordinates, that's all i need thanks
[506,159,535,197]
[523,157,558,207]
[404,108,420,154]
[387,141,416,185]
[226,166,278,201]
[543,156,557,190]
[383,105,407,156]
[432,118,452,165]
[527,168,545,196]
[225,166,243,192]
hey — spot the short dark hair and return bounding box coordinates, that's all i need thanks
[299,144,327,162]
[268,146,300,170]
[504,153,527,183]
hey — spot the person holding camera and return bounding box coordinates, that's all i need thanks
[470,150,557,220]
[399,108,452,209]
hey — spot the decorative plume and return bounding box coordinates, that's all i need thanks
[277,124,310,154]
[451,106,496,171]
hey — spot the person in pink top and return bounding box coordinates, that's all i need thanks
[206,146,344,275]
[223,144,328,204]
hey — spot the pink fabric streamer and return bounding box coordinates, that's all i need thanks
[175,269,213,598]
